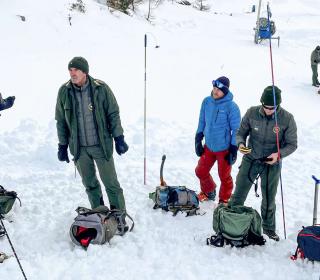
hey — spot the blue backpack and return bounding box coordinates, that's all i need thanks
[149,186,199,216]
[292,226,320,261]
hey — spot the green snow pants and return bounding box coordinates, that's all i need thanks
[229,157,281,231]
[75,145,126,210]
[311,64,319,85]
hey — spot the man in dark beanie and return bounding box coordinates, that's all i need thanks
[311,46,320,87]
[55,56,129,232]
[229,85,297,241]
[195,76,241,204]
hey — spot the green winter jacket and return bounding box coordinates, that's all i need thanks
[55,76,124,161]
[236,105,297,160]
[311,49,320,66]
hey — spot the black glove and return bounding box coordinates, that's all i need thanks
[0,96,15,111]
[195,132,204,157]
[57,144,70,163]
[114,135,129,155]
[225,144,238,165]
[5,96,15,108]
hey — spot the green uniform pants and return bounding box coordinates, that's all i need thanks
[311,64,319,85]
[75,145,126,210]
[229,157,281,231]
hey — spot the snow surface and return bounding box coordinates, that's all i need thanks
[1,0,320,279]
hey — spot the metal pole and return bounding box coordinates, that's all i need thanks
[312,175,320,226]
[267,3,286,239]
[0,218,27,279]
[254,0,262,43]
[144,34,147,185]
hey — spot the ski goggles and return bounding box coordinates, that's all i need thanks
[212,80,226,89]
[262,104,278,110]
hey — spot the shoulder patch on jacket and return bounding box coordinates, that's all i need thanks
[93,79,104,86]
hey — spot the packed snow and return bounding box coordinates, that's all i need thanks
[1,0,320,279]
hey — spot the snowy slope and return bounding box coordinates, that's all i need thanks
[1,0,320,279]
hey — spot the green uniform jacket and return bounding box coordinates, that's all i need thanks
[236,106,297,160]
[55,76,124,161]
[311,49,320,66]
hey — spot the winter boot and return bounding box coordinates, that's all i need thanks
[198,190,216,202]
[218,199,228,206]
[263,229,280,241]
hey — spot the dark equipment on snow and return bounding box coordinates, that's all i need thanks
[0,185,27,278]
[70,206,134,248]
[0,185,21,215]
[207,204,266,248]
[149,155,199,216]
[253,1,280,46]
[292,176,320,261]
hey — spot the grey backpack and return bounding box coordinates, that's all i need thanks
[70,206,134,248]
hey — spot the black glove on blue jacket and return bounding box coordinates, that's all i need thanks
[225,144,238,165]
[0,96,15,111]
[195,132,204,157]
[114,135,129,155]
[57,144,70,163]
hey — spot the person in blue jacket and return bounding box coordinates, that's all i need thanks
[195,76,241,203]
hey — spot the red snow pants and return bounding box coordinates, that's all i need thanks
[195,145,233,202]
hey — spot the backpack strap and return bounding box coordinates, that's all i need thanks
[110,209,135,236]
[247,159,267,198]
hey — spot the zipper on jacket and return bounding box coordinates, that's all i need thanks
[80,86,89,146]
[215,109,219,123]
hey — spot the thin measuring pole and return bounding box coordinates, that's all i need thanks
[0,218,27,279]
[254,0,262,43]
[312,175,320,226]
[144,34,147,185]
[267,3,287,239]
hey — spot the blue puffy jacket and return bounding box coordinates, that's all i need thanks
[196,91,241,152]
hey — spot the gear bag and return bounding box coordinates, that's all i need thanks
[70,206,134,248]
[207,204,266,248]
[291,226,320,261]
[149,186,199,216]
[0,185,21,215]
[291,176,320,261]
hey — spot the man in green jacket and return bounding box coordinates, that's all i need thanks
[311,46,320,87]
[55,57,129,224]
[229,86,297,241]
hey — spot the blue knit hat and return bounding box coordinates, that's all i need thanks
[212,76,230,95]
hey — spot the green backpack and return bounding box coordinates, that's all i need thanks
[0,185,20,216]
[207,204,266,248]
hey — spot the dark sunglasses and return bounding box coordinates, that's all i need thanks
[262,104,278,110]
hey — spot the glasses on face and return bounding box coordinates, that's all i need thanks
[213,80,225,89]
[262,104,277,110]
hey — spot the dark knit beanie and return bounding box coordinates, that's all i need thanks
[212,76,230,95]
[260,85,282,106]
[68,56,89,74]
